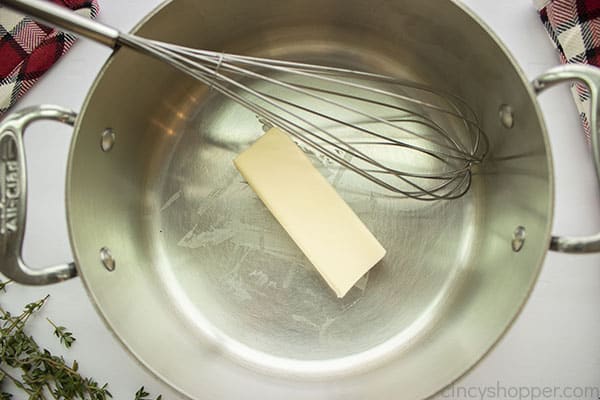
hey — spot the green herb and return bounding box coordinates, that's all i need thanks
[134,386,162,400]
[0,280,162,400]
[46,319,76,349]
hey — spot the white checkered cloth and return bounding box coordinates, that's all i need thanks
[0,1,99,118]
[536,0,600,140]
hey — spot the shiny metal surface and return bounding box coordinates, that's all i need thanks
[0,105,78,284]
[8,0,594,399]
[100,128,116,152]
[61,0,556,398]
[3,0,487,200]
[118,37,488,199]
[533,65,600,253]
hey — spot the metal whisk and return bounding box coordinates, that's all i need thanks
[2,0,488,200]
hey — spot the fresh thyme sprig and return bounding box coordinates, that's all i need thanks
[134,386,162,400]
[0,279,162,400]
[46,319,76,349]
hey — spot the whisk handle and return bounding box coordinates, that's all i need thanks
[1,0,119,48]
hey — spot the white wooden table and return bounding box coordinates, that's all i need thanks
[2,1,599,398]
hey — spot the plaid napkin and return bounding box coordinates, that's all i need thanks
[0,0,99,118]
[536,0,600,140]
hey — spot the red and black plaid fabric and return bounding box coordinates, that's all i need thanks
[537,0,600,139]
[0,0,99,118]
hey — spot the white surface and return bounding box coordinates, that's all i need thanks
[1,0,599,399]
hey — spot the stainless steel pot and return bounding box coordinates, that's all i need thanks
[1,0,599,399]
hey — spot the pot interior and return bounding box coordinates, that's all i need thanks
[67,0,553,398]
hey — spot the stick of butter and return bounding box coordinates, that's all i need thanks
[234,128,386,297]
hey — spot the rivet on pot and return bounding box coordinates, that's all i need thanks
[101,128,116,152]
[100,247,116,271]
[512,226,526,252]
[499,105,515,129]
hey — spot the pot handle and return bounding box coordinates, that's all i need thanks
[0,105,78,284]
[533,64,600,253]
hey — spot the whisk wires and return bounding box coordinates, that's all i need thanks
[118,33,488,200]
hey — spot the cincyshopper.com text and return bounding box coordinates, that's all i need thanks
[441,381,600,400]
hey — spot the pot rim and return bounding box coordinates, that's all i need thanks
[64,1,555,398]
